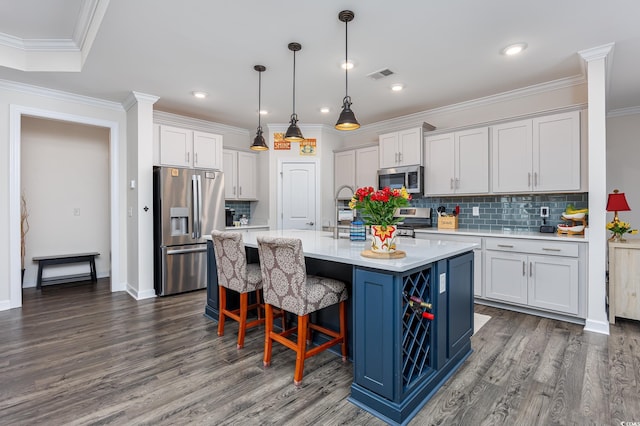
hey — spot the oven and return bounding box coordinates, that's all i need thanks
[394,207,432,237]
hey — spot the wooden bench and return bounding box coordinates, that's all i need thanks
[33,252,100,289]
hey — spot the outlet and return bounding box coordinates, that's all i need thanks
[540,206,549,218]
[73,208,80,216]
[472,206,480,217]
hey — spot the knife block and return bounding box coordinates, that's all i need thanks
[437,216,459,229]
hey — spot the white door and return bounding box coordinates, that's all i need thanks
[281,162,317,230]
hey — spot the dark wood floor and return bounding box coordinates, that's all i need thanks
[1,279,638,425]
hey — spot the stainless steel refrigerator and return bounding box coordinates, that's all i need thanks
[153,166,225,296]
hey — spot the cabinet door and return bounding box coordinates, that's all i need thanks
[456,127,489,194]
[193,131,222,170]
[334,150,356,193]
[425,133,455,195]
[237,151,257,200]
[448,252,474,357]
[159,125,192,167]
[378,132,399,168]
[532,111,580,192]
[397,128,422,166]
[222,150,237,199]
[491,120,532,193]
[528,255,579,315]
[355,146,379,189]
[485,250,528,304]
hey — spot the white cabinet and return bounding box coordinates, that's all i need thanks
[223,149,257,200]
[425,127,489,195]
[379,127,422,168]
[158,125,223,169]
[334,145,379,195]
[484,238,580,316]
[492,111,580,193]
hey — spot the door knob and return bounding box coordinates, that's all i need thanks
[306,222,314,226]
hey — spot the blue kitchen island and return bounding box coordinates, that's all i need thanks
[205,230,476,425]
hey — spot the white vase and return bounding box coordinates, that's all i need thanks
[370,225,398,253]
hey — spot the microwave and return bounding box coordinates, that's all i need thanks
[377,165,424,194]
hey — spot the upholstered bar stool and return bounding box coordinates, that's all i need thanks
[211,230,264,349]
[257,236,348,386]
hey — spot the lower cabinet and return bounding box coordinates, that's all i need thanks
[484,238,581,316]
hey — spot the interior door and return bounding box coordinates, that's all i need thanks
[281,162,317,230]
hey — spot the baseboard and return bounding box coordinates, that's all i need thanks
[0,299,11,311]
[126,284,156,300]
[584,318,610,335]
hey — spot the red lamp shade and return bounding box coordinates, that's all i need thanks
[606,189,631,212]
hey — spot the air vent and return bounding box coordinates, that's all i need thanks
[367,68,394,80]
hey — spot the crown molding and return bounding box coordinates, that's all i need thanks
[123,91,160,110]
[608,106,640,118]
[355,74,587,135]
[0,78,124,111]
[153,110,250,136]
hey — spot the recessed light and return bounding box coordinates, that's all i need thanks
[341,60,354,70]
[259,110,268,115]
[501,42,527,56]
[192,91,208,99]
[320,107,330,113]
[391,83,405,92]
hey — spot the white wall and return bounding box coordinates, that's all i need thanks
[607,112,640,229]
[20,117,110,286]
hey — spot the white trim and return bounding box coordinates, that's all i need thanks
[8,105,122,309]
[608,106,640,118]
[154,110,250,137]
[124,91,160,111]
[583,319,610,335]
[127,284,156,300]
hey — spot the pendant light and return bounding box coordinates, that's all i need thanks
[335,10,360,131]
[284,42,304,142]
[250,65,268,151]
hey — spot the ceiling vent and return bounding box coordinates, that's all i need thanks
[367,68,394,80]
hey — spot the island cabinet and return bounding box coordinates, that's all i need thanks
[424,127,489,195]
[379,127,423,168]
[157,125,223,169]
[484,237,582,317]
[350,251,473,425]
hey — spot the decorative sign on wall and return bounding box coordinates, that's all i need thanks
[300,138,316,156]
[273,133,291,150]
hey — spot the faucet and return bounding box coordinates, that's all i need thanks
[334,185,355,239]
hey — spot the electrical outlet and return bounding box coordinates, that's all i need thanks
[540,206,549,218]
[472,206,480,216]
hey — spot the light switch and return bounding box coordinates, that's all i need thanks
[130,180,136,189]
[439,273,446,294]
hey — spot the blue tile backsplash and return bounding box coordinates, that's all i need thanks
[410,193,588,232]
[225,201,251,221]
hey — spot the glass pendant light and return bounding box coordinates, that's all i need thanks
[335,10,360,131]
[250,65,268,151]
[284,42,304,142]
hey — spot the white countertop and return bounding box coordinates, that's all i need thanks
[224,224,270,230]
[415,227,588,242]
[212,229,477,273]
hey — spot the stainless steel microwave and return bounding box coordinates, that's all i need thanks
[377,165,424,194]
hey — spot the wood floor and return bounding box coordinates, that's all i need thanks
[1,279,639,425]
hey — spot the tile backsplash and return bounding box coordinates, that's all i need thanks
[411,193,589,232]
[225,201,251,221]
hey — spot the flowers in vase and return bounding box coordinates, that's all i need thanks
[606,220,638,240]
[348,186,411,226]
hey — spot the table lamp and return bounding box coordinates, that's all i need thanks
[606,189,631,224]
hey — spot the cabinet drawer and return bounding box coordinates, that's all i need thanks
[485,238,579,257]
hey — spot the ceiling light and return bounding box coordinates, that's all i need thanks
[341,60,354,70]
[250,65,268,151]
[284,42,304,142]
[192,91,207,99]
[259,110,268,115]
[320,107,330,113]
[391,83,404,92]
[501,43,527,56]
[335,10,360,131]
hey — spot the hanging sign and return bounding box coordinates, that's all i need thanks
[273,133,290,150]
[299,138,316,156]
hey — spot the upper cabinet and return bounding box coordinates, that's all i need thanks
[334,145,379,197]
[158,125,223,170]
[379,127,422,168]
[425,127,489,195]
[492,111,580,193]
[223,149,257,200]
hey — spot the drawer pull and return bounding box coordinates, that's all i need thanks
[542,248,561,252]
[497,244,514,248]
[522,261,525,276]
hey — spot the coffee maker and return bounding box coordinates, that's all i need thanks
[225,208,235,227]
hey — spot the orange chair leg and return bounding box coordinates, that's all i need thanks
[339,300,348,362]
[294,314,309,386]
[217,286,226,337]
[237,292,248,349]
[263,304,274,368]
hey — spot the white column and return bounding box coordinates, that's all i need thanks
[579,43,614,335]
[124,92,159,299]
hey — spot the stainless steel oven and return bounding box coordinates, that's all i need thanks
[378,165,424,194]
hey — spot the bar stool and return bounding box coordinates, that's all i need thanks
[211,231,264,349]
[257,236,348,386]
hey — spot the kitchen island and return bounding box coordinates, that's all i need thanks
[205,230,476,425]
